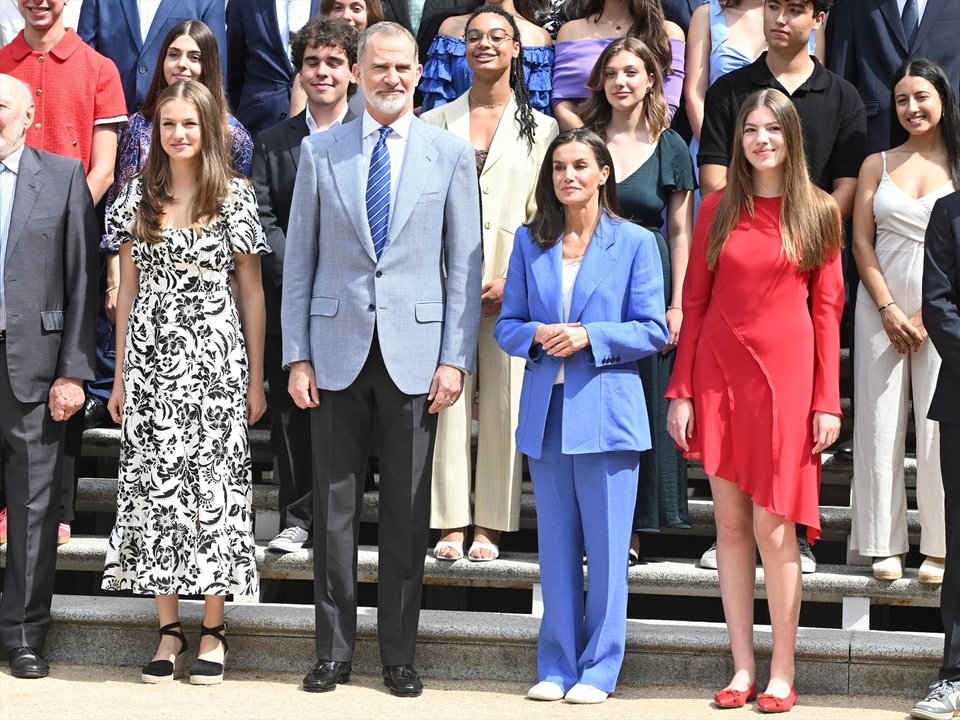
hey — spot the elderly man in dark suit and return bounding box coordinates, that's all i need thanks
[917,190,960,719]
[0,73,97,679]
[828,0,960,154]
[251,16,359,555]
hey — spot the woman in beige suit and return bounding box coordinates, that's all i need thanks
[422,4,558,561]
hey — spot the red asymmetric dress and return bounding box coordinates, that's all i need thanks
[665,192,844,543]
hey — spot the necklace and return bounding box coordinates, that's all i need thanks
[468,93,505,110]
[594,12,630,31]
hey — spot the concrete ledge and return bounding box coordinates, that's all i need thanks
[43,594,941,695]
[4,538,940,611]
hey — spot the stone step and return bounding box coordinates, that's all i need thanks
[74,477,921,543]
[43,593,940,697]
[3,537,940,625]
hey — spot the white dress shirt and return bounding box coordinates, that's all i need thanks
[276,0,313,59]
[360,109,412,223]
[306,104,349,134]
[896,0,928,21]
[138,0,162,42]
[0,145,25,332]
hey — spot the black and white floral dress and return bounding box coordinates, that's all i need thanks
[101,177,267,598]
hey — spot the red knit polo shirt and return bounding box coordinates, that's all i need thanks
[0,29,126,173]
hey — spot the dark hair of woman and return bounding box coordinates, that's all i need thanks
[579,0,671,76]
[528,128,621,248]
[320,0,386,25]
[134,81,238,246]
[707,88,842,271]
[889,57,960,188]
[466,5,538,150]
[578,37,669,139]
[513,0,552,23]
[141,20,227,123]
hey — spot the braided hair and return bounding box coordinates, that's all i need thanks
[466,5,538,151]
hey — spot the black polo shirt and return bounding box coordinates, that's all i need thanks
[698,52,867,192]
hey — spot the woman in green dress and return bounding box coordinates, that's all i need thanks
[580,37,695,561]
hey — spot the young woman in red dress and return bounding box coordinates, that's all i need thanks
[665,88,844,713]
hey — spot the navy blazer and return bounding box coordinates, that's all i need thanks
[494,215,668,459]
[827,0,960,154]
[923,190,960,425]
[226,0,320,138]
[78,0,226,114]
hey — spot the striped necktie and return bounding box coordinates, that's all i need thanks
[367,126,392,260]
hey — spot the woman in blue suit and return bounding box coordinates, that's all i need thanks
[495,128,667,704]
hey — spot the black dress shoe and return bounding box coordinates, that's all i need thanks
[83,396,114,429]
[382,664,423,697]
[9,647,49,679]
[302,660,351,692]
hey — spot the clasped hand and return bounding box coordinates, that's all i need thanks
[48,377,84,422]
[535,322,589,358]
[880,304,926,354]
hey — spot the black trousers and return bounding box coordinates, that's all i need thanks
[310,335,436,666]
[939,422,960,682]
[0,344,64,652]
[265,339,313,532]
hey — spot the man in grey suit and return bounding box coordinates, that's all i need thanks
[282,22,481,696]
[252,16,360,555]
[0,74,97,678]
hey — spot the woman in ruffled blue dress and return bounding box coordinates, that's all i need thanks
[420,0,555,115]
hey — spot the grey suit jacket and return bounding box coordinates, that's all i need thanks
[252,107,358,336]
[281,114,482,396]
[2,147,98,403]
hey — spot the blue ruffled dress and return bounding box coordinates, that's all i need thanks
[420,34,555,115]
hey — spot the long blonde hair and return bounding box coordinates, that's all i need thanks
[134,81,237,245]
[707,89,841,271]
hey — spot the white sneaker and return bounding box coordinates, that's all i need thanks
[527,681,564,701]
[699,542,718,569]
[267,526,309,553]
[872,555,904,581]
[910,680,960,720]
[564,683,608,704]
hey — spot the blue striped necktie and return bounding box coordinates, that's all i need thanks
[367,126,392,260]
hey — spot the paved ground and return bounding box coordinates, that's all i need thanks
[0,665,917,720]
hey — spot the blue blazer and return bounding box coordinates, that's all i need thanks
[78,0,226,114]
[226,0,321,138]
[494,214,668,459]
[827,0,960,154]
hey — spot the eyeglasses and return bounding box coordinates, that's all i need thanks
[464,29,514,47]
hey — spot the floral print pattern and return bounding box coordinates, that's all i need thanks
[101,177,268,598]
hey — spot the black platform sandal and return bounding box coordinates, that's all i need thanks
[189,622,229,685]
[141,621,189,683]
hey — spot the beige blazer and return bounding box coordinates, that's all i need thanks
[422,93,559,285]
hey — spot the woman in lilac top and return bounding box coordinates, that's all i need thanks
[105,20,253,221]
[420,0,555,114]
[552,0,685,131]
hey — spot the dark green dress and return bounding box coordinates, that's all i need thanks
[615,129,696,533]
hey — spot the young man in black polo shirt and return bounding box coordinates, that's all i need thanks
[695,0,866,574]
[698,0,866,221]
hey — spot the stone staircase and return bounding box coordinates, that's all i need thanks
[0,416,942,695]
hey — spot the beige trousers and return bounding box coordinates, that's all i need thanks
[850,239,945,558]
[430,314,524,531]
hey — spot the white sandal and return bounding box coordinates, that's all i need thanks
[433,540,463,561]
[467,541,499,562]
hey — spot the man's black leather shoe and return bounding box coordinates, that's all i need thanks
[382,664,423,697]
[302,660,351,692]
[9,647,48,678]
[83,396,114,429]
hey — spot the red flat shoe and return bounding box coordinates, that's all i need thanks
[757,686,798,713]
[713,683,758,708]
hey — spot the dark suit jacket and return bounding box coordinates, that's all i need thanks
[78,0,226,113]
[226,0,321,139]
[251,107,358,335]
[2,147,97,403]
[827,0,960,154]
[382,0,482,67]
[660,0,703,33]
[923,190,960,425]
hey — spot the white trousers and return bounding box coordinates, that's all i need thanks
[850,237,944,558]
[430,314,524,531]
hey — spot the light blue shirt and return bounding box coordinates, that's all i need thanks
[0,144,24,333]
